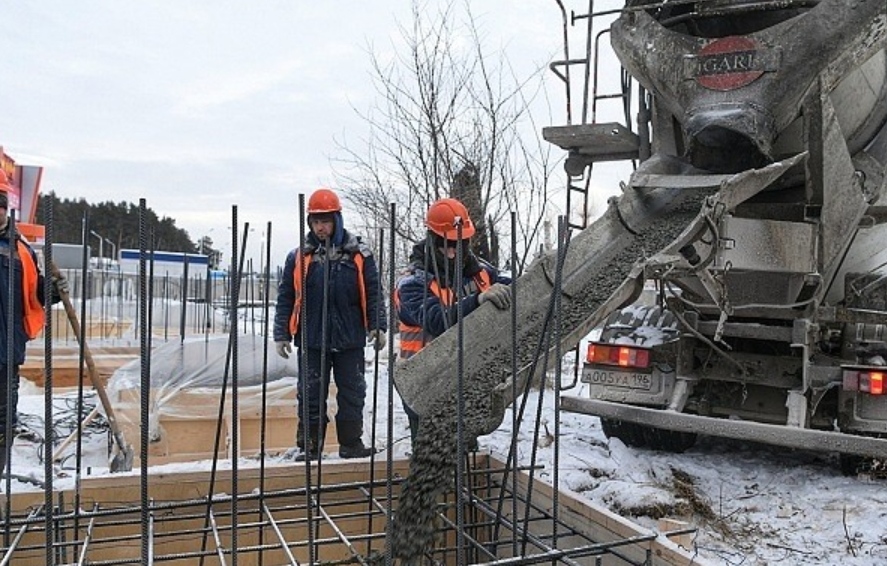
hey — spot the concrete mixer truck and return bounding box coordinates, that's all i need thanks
[393,0,887,474]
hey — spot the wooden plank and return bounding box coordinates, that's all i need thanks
[487,455,712,566]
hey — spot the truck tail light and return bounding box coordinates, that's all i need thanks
[843,368,886,395]
[586,343,651,369]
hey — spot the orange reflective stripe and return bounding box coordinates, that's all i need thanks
[17,241,43,340]
[354,253,368,328]
[288,251,310,336]
[398,322,425,358]
[398,268,493,358]
[429,280,453,305]
[474,271,492,292]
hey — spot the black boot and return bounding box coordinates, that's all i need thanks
[337,421,373,459]
[294,422,325,462]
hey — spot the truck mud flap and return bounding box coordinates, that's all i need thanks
[562,396,887,460]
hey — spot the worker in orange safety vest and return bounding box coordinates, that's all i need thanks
[394,197,511,445]
[273,187,387,461]
[0,170,65,476]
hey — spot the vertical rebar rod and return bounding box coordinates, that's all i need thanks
[230,212,241,565]
[163,274,169,342]
[297,194,316,565]
[138,198,150,565]
[510,211,519,558]
[199,217,251,566]
[384,202,396,566]
[180,256,189,343]
[551,217,571,560]
[43,199,56,565]
[258,220,272,566]
[518,217,573,558]
[74,210,89,557]
[366,226,384,555]
[454,219,465,565]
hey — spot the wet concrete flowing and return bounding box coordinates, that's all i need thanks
[389,188,716,561]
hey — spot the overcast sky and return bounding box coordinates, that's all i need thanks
[0,2,587,266]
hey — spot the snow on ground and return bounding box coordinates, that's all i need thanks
[7,345,887,566]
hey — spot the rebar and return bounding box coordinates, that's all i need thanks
[4,194,703,566]
[0,463,671,565]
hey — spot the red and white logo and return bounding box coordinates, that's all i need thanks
[695,36,764,91]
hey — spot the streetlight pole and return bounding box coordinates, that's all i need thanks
[104,237,116,261]
[89,230,104,259]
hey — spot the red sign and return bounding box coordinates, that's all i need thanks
[695,36,764,91]
[0,148,21,210]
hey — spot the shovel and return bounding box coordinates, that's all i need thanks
[50,262,134,472]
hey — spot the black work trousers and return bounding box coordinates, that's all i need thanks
[297,347,366,427]
[0,364,20,443]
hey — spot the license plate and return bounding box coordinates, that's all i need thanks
[582,367,653,390]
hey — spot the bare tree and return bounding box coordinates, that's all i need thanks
[333,0,557,274]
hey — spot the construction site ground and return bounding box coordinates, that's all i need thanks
[2,334,886,565]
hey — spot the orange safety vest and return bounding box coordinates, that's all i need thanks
[398,270,491,359]
[287,250,368,336]
[16,241,44,340]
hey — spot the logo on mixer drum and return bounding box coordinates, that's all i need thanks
[694,36,769,91]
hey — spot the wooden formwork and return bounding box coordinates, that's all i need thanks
[3,459,407,565]
[114,382,340,466]
[0,455,708,566]
[483,457,705,565]
[21,345,140,388]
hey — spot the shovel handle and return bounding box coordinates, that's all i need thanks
[48,262,130,457]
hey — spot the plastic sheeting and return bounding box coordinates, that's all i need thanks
[108,334,298,435]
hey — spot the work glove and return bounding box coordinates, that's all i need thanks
[53,274,70,296]
[368,329,387,351]
[275,340,292,359]
[478,283,511,310]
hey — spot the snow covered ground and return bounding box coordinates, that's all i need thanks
[8,344,887,566]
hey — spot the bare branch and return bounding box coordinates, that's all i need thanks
[333,0,555,272]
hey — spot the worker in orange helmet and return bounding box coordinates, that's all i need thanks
[0,170,65,476]
[273,187,387,461]
[394,197,511,446]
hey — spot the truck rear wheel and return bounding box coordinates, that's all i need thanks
[600,418,647,447]
[600,418,697,453]
[840,454,865,477]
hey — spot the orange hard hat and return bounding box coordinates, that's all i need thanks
[425,198,475,240]
[307,188,342,214]
[0,170,12,194]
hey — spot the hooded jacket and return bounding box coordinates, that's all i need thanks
[0,232,47,366]
[273,213,386,351]
[395,239,510,358]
